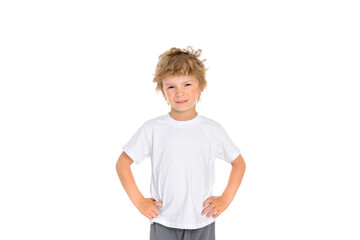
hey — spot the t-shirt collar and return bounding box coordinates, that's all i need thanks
[165,112,202,127]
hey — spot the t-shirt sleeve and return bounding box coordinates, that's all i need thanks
[215,124,242,163]
[122,123,151,165]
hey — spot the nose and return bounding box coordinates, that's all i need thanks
[175,89,185,97]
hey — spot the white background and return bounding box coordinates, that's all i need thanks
[1,0,359,239]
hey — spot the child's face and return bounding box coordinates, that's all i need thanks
[162,74,203,113]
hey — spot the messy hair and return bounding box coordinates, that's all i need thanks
[152,46,208,103]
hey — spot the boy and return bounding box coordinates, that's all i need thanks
[116,46,246,240]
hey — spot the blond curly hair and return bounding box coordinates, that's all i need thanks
[152,46,208,103]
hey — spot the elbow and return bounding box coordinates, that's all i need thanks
[115,159,121,172]
[115,159,121,169]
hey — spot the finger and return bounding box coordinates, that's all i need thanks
[203,200,217,214]
[206,208,217,217]
[201,205,208,215]
[201,206,212,215]
[149,211,156,218]
[203,198,212,207]
[155,201,163,207]
[153,208,160,215]
[212,209,222,218]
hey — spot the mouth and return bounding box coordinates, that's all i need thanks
[176,100,188,104]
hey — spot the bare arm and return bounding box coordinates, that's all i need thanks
[202,154,246,218]
[115,151,144,205]
[115,151,163,219]
[222,154,246,202]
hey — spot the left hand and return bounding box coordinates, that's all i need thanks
[201,195,232,218]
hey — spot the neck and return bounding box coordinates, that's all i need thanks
[169,109,197,121]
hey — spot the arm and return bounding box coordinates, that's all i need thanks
[202,154,246,218]
[116,151,163,219]
[115,151,144,205]
[222,154,246,202]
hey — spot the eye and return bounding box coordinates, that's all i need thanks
[185,84,191,86]
[167,86,174,89]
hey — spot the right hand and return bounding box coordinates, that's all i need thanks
[134,197,163,220]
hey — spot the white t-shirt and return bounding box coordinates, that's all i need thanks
[122,112,242,229]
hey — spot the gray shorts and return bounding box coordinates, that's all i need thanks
[150,222,215,240]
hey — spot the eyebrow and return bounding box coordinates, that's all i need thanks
[164,80,193,87]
